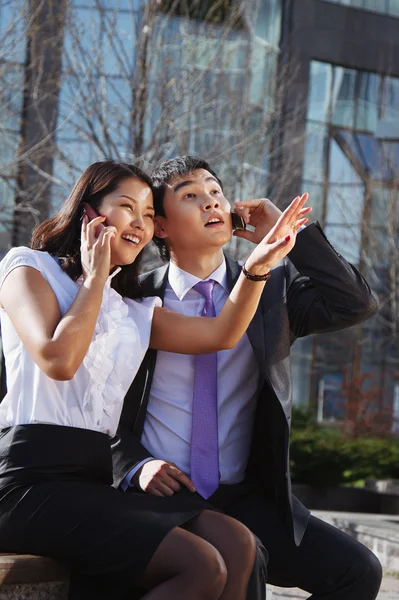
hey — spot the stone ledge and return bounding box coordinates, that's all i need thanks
[0,554,68,586]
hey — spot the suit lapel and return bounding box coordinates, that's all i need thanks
[225,256,266,370]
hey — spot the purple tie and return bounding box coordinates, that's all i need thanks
[190,280,219,499]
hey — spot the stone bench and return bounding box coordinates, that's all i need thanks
[0,554,68,599]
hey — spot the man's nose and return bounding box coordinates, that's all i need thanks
[202,195,220,211]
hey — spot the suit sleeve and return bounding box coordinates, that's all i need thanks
[111,425,153,489]
[285,222,379,339]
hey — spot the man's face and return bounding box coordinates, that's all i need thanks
[155,169,233,258]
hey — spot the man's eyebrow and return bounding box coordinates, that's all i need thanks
[119,194,155,211]
[173,176,221,193]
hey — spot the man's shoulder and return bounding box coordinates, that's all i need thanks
[138,263,169,296]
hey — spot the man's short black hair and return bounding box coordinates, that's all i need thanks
[151,155,224,261]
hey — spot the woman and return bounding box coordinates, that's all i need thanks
[0,161,310,600]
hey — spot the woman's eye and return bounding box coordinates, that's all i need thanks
[145,213,154,220]
[122,203,134,211]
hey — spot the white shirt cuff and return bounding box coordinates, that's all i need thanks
[120,458,154,491]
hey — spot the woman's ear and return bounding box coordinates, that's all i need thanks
[154,216,168,239]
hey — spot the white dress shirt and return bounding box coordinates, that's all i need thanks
[141,258,261,485]
[0,247,160,437]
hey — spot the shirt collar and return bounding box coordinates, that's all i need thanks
[168,258,228,300]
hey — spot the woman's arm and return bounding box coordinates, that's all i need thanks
[0,216,116,380]
[150,194,310,354]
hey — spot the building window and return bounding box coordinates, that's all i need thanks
[296,59,399,422]
[320,0,399,19]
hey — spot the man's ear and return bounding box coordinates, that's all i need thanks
[154,216,168,239]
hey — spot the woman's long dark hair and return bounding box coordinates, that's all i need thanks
[31,160,153,299]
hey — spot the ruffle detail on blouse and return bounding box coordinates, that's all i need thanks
[82,281,137,424]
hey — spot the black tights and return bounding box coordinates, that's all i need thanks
[141,510,257,600]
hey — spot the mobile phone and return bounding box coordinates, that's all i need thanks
[231,211,246,231]
[82,202,108,236]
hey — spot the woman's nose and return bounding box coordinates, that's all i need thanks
[132,215,145,229]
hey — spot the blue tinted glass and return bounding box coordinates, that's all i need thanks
[102,11,136,74]
[0,1,27,63]
[73,0,141,9]
[322,0,396,16]
[355,72,380,133]
[255,0,282,48]
[303,122,328,184]
[326,139,364,265]
[381,76,399,122]
[331,66,356,128]
[0,63,24,132]
[307,61,332,123]
[63,8,102,73]
[0,130,20,177]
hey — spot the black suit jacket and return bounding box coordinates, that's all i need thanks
[111,222,378,545]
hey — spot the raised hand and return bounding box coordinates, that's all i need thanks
[233,193,311,245]
[80,214,117,284]
[244,194,311,275]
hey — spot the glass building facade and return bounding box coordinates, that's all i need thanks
[52,0,282,215]
[293,58,399,424]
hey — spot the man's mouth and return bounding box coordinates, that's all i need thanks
[205,216,224,227]
[121,234,141,245]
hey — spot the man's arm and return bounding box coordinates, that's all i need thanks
[111,426,154,489]
[286,222,378,338]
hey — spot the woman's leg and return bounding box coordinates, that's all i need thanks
[186,510,257,600]
[140,526,227,600]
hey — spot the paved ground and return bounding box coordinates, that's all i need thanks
[266,510,399,599]
[269,573,399,599]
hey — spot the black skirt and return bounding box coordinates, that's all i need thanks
[0,424,211,599]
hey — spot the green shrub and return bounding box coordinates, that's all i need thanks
[290,427,399,487]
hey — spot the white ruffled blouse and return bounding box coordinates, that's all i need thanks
[0,247,161,437]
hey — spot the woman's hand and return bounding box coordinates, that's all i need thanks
[80,215,117,284]
[244,193,311,275]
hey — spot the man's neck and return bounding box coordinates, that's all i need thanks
[170,249,225,280]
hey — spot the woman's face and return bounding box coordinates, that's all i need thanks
[97,177,155,269]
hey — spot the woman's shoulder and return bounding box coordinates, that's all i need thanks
[1,246,54,272]
[0,247,59,286]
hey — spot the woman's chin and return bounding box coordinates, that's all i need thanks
[111,250,139,267]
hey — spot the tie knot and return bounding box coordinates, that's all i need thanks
[194,279,215,301]
[193,280,216,317]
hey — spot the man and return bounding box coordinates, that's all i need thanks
[112,156,382,599]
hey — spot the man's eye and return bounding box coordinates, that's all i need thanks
[183,193,195,199]
[211,189,221,195]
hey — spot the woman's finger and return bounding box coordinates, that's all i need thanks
[294,217,309,232]
[86,216,106,247]
[81,214,88,240]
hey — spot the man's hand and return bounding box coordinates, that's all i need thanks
[133,459,196,497]
[244,193,312,274]
[233,194,311,244]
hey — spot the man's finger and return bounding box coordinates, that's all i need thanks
[232,229,256,242]
[169,467,196,492]
[154,481,176,497]
[147,487,165,497]
[160,473,182,492]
